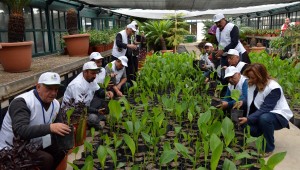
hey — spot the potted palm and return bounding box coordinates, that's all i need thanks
[63,8,90,57]
[143,20,173,53]
[0,0,33,72]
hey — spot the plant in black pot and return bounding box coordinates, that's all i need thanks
[230,89,244,123]
[52,104,75,151]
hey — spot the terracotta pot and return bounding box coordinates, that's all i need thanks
[161,50,174,55]
[94,44,105,52]
[56,155,68,170]
[0,41,33,73]
[250,46,266,53]
[63,33,90,57]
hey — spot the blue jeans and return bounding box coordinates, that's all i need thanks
[248,112,286,152]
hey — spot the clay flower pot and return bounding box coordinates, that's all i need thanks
[63,33,90,57]
[0,41,33,73]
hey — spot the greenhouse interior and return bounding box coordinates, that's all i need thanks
[0,0,300,170]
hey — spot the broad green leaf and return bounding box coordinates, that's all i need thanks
[81,155,94,170]
[97,145,107,168]
[141,132,151,143]
[208,121,222,136]
[159,150,177,164]
[210,134,222,152]
[66,107,75,125]
[108,100,122,121]
[123,134,136,157]
[188,111,193,122]
[231,89,241,102]
[246,136,257,144]
[221,117,235,147]
[84,141,93,153]
[235,151,252,160]
[106,147,117,168]
[117,162,126,168]
[266,151,287,169]
[196,167,207,170]
[163,141,172,151]
[210,143,223,170]
[198,110,211,125]
[124,121,133,133]
[222,158,237,170]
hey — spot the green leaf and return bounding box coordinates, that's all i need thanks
[81,155,94,170]
[108,100,122,121]
[124,121,133,133]
[84,141,93,153]
[210,134,222,152]
[141,132,151,143]
[67,162,79,170]
[106,147,117,168]
[159,150,177,164]
[266,151,287,169]
[196,167,207,170]
[123,134,136,157]
[117,162,126,168]
[97,145,107,168]
[231,89,241,102]
[235,151,252,160]
[66,107,75,125]
[210,143,223,170]
[221,117,235,147]
[222,158,237,170]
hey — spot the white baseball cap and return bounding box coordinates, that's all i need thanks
[118,56,128,67]
[83,61,100,71]
[204,43,213,47]
[213,13,225,22]
[127,24,137,32]
[89,52,103,60]
[224,66,239,78]
[38,72,61,85]
[227,49,239,56]
[131,20,138,25]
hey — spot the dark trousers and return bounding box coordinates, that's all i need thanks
[248,112,287,152]
[34,144,66,170]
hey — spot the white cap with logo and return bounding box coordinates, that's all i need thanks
[127,24,137,32]
[224,66,239,78]
[227,49,239,56]
[204,43,213,47]
[89,52,103,60]
[83,61,100,71]
[131,20,138,25]
[38,72,61,85]
[213,13,225,22]
[118,56,128,67]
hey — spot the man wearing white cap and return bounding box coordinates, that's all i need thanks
[105,56,130,97]
[227,49,248,74]
[213,13,251,66]
[0,72,71,170]
[200,42,215,81]
[218,66,248,111]
[111,23,137,60]
[62,61,113,129]
[89,52,106,84]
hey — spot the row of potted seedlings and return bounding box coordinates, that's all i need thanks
[66,52,287,170]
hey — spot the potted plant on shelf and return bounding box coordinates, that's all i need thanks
[0,0,33,72]
[63,8,90,57]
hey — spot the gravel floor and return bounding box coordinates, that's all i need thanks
[0,54,87,85]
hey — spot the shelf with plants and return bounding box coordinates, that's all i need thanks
[66,52,287,170]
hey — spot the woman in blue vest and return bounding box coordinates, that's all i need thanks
[238,63,293,157]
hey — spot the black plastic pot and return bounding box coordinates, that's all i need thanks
[52,125,74,151]
[231,109,244,123]
[211,98,221,107]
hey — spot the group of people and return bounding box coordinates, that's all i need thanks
[0,14,294,170]
[198,13,293,157]
[0,20,146,170]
